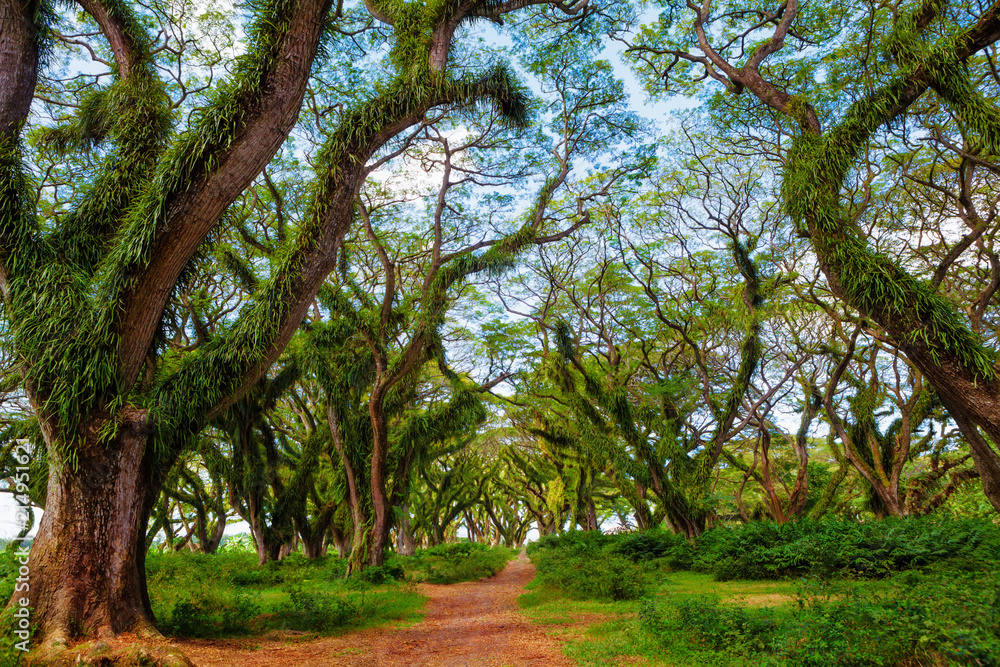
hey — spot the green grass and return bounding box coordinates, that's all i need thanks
[146,551,425,638]
[665,571,798,605]
[144,542,514,639]
[520,570,799,667]
[520,520,1000,666]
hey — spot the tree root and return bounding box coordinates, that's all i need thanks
[26,636,195,667]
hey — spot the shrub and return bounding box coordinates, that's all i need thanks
[639,565,1000,667]
[165,598,212,638]
[230,567,282,587]
[220,593,261,635]
[644,596,777,653]
[614,529,693,569]
[691,516,1000,581]
[352,563,405,586]
[399,543,511,584]
[530,532,653,601]
[162,591,261,638]
[0,604,28,667]
[280,586,358,632]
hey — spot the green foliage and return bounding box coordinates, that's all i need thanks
[217,533,257,555]
[639,564,1000,667]
[351,563,405,586]
[0,604,28,667]
[279,585,358,632]
[146,549,422,638]
[769,4,1000,385]
[0,547,18,605]
[690,516,1000,580]
[642,597,778,654]
[0,546,30,661]
[394,543,511,585]
[528,531,655,601]
[613,529,694,570]
[162,591,261,638]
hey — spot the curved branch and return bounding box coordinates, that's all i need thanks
[115,0,334,386]
[75,0,149,80]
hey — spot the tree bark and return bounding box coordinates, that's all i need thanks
[367,388,392,566]
[759,429,788,524]
[330,525,351,559]
[329,404,368,574]
[26,410,161,649]
[396,501,416,556]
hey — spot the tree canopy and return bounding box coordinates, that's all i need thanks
[2,0,1000,663]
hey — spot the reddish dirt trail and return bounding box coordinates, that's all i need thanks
[176,553,573,666]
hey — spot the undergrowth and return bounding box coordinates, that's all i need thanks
[391,542,514,584]
[146,541,513,638]
[523,517,1000,666]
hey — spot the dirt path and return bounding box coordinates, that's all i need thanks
[176,552,573,666]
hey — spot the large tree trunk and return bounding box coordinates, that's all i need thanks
[23,410,192,664]
[328,405,369,574]
[300,525,326,559]
[938,395,1000,514]
[329,524,351,559]
[759,429,788,524]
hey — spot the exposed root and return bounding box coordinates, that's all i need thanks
[26,635,194,667]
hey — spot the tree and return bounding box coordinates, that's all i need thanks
[629,0,1000,512]
[0,0,589,659]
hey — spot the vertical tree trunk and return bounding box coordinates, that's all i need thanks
[396,501,416,556]
[586,498,598,531]
[329,525,351,559]
[25,410,166,653]
[368,393,392,567]
[759,430,788,524]
[329,405,369,573]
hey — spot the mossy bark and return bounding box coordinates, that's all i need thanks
[24,410,163,653]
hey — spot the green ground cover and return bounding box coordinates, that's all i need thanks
[142,542,513,639]
[522,518,1000,666]
[0,540,512,654]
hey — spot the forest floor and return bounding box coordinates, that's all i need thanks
[174,551,576,667]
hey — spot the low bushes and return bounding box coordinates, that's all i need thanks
[279,586,359,632]
[526,518,1000,666]
[528,531,654,601]
[394,542,512,584]
[639,564,1000,666]
[162,591,262,638]
[614,528,693,569]
[691,516,1000,580]
[642,597,778,655]
[146,550,417,639]
[526,516,1000,601]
